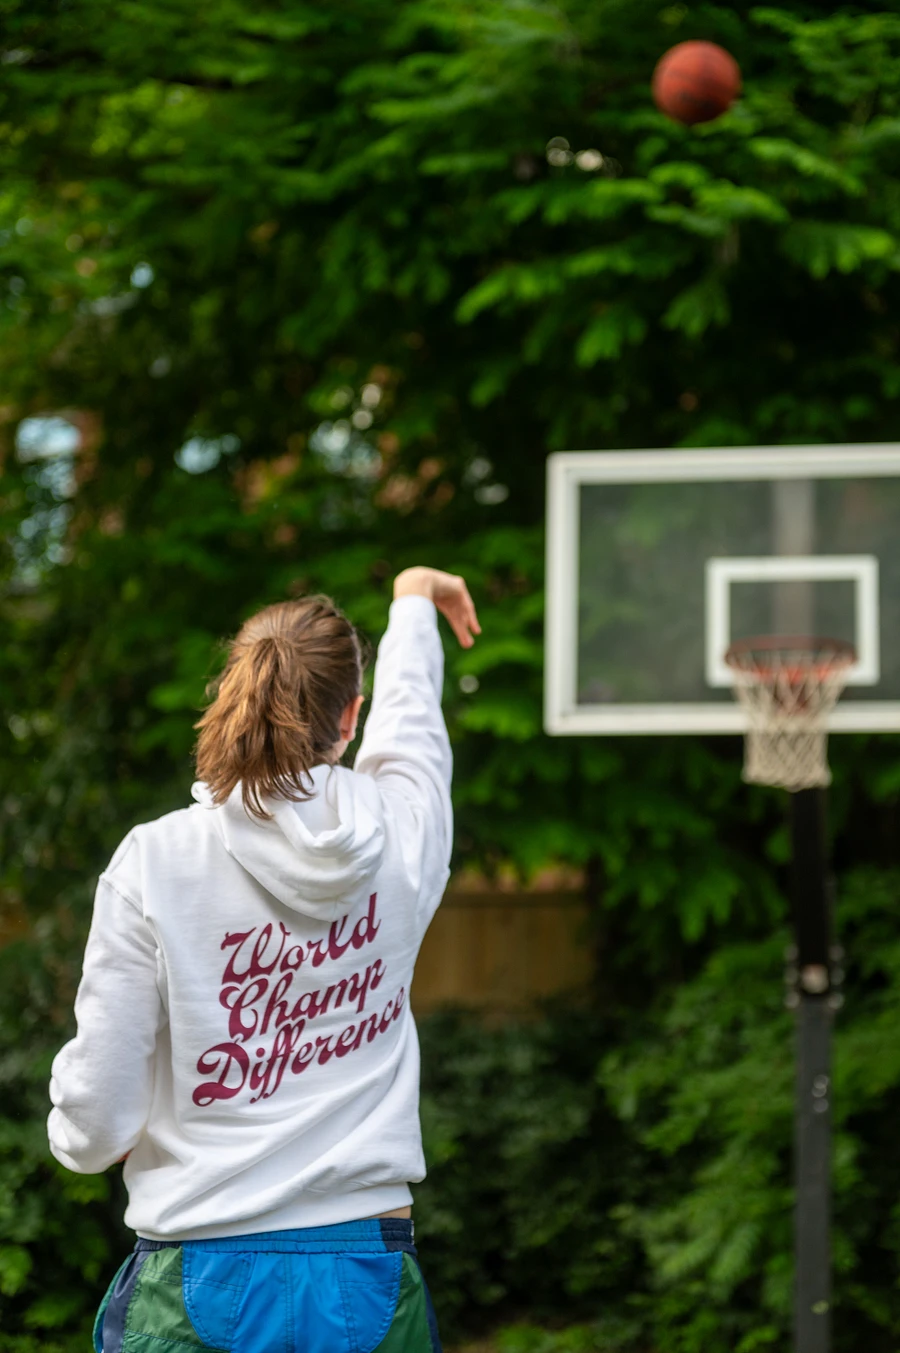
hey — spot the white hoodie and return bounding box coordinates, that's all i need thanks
[46,594,452,1239]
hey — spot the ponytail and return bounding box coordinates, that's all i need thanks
[193,595,367,821]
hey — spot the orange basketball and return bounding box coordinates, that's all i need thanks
[652,41,741,126]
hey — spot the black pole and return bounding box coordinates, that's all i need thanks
[789,787,836,1353]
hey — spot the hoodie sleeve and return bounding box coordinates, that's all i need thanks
[354,594,452,926]
[47,833,165,1174]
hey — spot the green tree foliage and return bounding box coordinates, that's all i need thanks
[1,0,900,1348]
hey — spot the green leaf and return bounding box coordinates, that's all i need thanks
[22,1290,86,1329]
[648,161,713,190]
[693,182,790,225]
[749,137,864,196]
[781,221,898,277]
[575,305,647,366]
[541,178,663,225]
[645,203,729,238]
[457,693,540,740]
[662,274,731,338]
[147,631,219,713]
[469,357,520,406]
[0,1244,33,1297]
[420,151,509,176]
[456,262,566,322]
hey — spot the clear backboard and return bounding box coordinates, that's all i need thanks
[544,445,900,735]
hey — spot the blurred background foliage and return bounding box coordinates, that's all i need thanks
[1,0,900,1349]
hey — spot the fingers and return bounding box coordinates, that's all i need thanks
[461,581,481,637]
[445,579,480,648]
[456,612,480,648]
[442,601,470,647]
[415,569,481,647]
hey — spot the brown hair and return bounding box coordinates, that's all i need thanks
[193,595,368,822]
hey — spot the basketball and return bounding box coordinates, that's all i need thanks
[652,40,741,126]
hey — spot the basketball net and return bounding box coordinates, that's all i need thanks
[724,637,856,792]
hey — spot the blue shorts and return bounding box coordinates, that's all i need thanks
[93,1218,442,1353]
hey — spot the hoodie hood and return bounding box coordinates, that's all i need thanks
[190,764,386,922]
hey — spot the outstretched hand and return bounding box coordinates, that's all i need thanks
[393,567,481,648]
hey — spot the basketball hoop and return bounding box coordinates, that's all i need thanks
[724,636,857,792]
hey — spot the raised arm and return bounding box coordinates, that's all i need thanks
[353,568,479,926]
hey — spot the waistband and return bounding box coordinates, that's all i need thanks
[134,1218,415,1255]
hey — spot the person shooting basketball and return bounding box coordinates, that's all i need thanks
[47,565,480,1353]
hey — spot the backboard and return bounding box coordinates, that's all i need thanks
[544,445,900,735]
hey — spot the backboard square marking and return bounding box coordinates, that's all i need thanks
[705,556,880,688]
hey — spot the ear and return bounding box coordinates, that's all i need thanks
[341,693,365,742]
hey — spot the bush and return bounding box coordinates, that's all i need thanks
[413,866,900,1353]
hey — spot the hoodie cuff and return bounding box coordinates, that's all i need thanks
[388,594,438,627]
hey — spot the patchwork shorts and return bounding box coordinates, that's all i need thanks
[93,1218,442,1353]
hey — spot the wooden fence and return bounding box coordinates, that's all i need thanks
[410,866,593,1017]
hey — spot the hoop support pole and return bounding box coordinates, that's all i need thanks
[790,788,834,1353]
[791,790,831,976]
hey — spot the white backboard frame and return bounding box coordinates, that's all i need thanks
[545,444,900,735]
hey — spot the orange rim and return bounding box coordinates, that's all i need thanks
[724,635,856,684]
